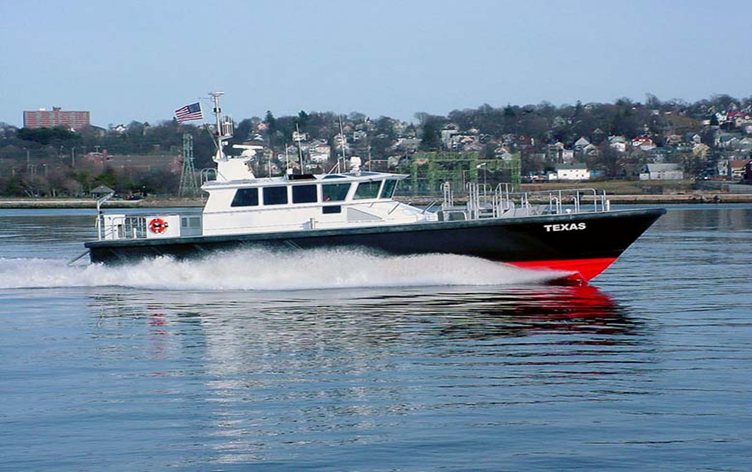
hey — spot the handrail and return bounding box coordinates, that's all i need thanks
[200,168,217,184]
[441,181,454,210]
[455,185,610,220]
[95,191,115,240]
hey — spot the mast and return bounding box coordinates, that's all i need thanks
[209,91,231,162]
[338,116,346,172]
[295,123,304,173]
[207,91,254,182]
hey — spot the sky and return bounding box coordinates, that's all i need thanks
[1,0,751,128]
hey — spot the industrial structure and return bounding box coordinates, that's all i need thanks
[407,151,521,195]
[178,133,200,197]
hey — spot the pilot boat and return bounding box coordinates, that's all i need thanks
[84,93,664,283]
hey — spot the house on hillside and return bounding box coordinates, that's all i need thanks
[608,135,627,153]
[462,141,484,152]
[729,159,752,180]
[309,143,331,163]
[639,163,683,181]
[547,142,573,163]
[333,133,349,152]
[632,136,656,151]
[440,123,459,148]
[716,132,741,149]
[392,138,420,153]
[647,147,672,163]
[736,137,752,152]
[493,146,514,161]
[573,137,599,157]
[684,133,702,145]
[573,136,590,152]
[692,143,710,159]
[664,133,682,145]
[728,111,752,128]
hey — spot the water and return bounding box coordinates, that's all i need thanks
[1,205,750,471]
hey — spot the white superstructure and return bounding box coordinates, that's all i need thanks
[96,92,435,242]
[201,171,432,236]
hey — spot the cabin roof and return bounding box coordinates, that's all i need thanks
[202,171,407,190]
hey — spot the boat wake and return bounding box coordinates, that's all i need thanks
[0,248,572,291]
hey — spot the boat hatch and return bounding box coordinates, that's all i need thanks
[287,173,316,180]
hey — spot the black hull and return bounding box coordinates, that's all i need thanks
[86,208,664,280]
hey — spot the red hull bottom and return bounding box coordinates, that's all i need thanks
[508,257,618,284]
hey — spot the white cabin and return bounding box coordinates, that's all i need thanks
[200,171,432,236]
[97,169,434,241]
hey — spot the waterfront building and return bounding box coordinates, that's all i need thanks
[548,163,591,181]
[639,163,684,181]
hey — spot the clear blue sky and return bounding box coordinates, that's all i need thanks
[1,0,750,128]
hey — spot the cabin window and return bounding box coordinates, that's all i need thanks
[322,206,341,214]
[263,186,288,205]
[181,216,201,228]
[380,180,397,199]
[353,181,381,200]
[292,184,317,204]
[322,183,351,202]
[231,188,259,207]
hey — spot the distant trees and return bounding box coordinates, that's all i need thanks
[17,127,80,146]
[415,115,442,151]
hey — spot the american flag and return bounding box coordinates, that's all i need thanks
[174,102,203,122]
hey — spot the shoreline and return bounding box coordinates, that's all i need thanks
[1,193,752,209]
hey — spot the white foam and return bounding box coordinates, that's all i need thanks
[0,248,569,291]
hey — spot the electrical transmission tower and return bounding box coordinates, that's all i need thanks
[178,133,200,197]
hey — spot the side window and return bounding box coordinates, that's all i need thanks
[322,206,341,214]
[231,188,259,207]
[292,184,317,204]
[263,186,288,205]
[380,180,397,199]
[322,183,351,202]
[353,181,381,200]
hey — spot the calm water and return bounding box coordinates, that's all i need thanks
[1,205,750,471]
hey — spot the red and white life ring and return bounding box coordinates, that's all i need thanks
[148,218,169,234]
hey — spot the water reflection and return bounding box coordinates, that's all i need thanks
[89,285,639,346]
[85,285,646,465]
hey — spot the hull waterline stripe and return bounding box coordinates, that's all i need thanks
[507,257,618,282]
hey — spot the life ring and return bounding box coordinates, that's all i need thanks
[148,218,169,234]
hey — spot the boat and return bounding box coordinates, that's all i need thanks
[84,92,665,283]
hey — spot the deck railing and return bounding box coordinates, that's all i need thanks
[442,183,610,220]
